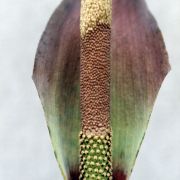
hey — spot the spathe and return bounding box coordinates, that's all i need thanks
[33,0,170,179]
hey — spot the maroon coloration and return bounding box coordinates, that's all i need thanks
[112,0,170,106]
[69,169,80,180]
[33,0,80,105]
[113,169,127,180]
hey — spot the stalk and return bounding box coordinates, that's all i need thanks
[80,0,112,179]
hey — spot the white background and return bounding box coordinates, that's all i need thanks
[0,0,180,179]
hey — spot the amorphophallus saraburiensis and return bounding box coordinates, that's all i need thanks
[33,0,170,179]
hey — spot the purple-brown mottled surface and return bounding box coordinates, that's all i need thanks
[80,24,111,134]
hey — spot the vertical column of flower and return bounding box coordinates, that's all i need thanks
[79,0,112,179]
